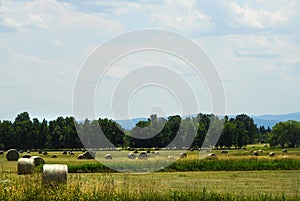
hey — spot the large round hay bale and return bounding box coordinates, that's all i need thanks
[0,150,4,155]
[253,151,259,156]
[138,152,148,160]
[38,150,43,154]
[105,154,112,160]
[42,164,68,186]
[6,149,19,161]
[51,155,57,158]
[30,156,45,166]
[18,158,34,175]
[128,152,136,159]
[62,151,67,155]
[283,149,287,153]
[43,151,48,155]
[77,154,84,159]
[221,150,228,154]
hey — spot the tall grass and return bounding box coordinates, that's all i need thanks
[0,173,298,201]
[66,157,300,173]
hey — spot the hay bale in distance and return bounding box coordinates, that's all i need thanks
[253,151,259,156]
[51,155,57,158]
[283,149,287,153]
[221,150,228,154]
[77,151,96,159]
[269,152,276,157]
[128,152,136,159]
[22,154,31,158]
[6,149,19,161]
[179,152,187,158]
[206,153,217,160]
[18,158,34,175]
[38,150,43,154]
[62,151,67,155]
[43,151,48,155]
[30,156,45,166]
[83,151,95,159]
[0,150,4,155]
[105,154,112,160]
[42,164,68,186]
[138,152,148,160]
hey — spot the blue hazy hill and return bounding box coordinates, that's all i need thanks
[115,113,300,130]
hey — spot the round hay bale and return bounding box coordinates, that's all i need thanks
[83,151,95,159]
[154,151,160,155]
[42,164,68,186]
[62,151,67,155]
[27,150,30,153]
[133,150,138,154]
[6,149,19,161]
[264,144,268,147]
[22,154,31,158]
[0,150,4,155]
[38,150,43,154]
[51,155,57,158]
[18,158,34,175]
[30,156,45,166]
[283,149,287,153]
[269,152,276,157]
[206,153,217,160]
[105,154,112,160]
[167,155,175,159]
[253,151,259,156]
[138,152,148,160]
[258,149,263,153]
[77,154,84,159]
[179,152,187,158]
[43,151,48,155]
[19,150,24,153]
[221,150,228,154]
[69,152,74,156]
[128,152,136,159]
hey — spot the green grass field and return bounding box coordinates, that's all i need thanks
[0,145,300,200]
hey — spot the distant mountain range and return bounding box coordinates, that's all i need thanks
[116,112,300,130]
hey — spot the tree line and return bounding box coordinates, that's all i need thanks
[0,112,299,150]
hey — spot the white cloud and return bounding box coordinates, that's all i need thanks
[149,0,212,34]
[0,0,124,32]
[229,1,299,29]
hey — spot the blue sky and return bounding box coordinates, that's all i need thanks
[0,0,300,120]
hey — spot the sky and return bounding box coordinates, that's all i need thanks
[0,0,300,121]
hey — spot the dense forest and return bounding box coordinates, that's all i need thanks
[0,112,299,150]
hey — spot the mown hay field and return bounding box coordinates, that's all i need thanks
[0,145,300,200]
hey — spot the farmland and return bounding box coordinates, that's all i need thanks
[1,145,300,200]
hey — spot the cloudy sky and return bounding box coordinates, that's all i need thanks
[0,0,300,120]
